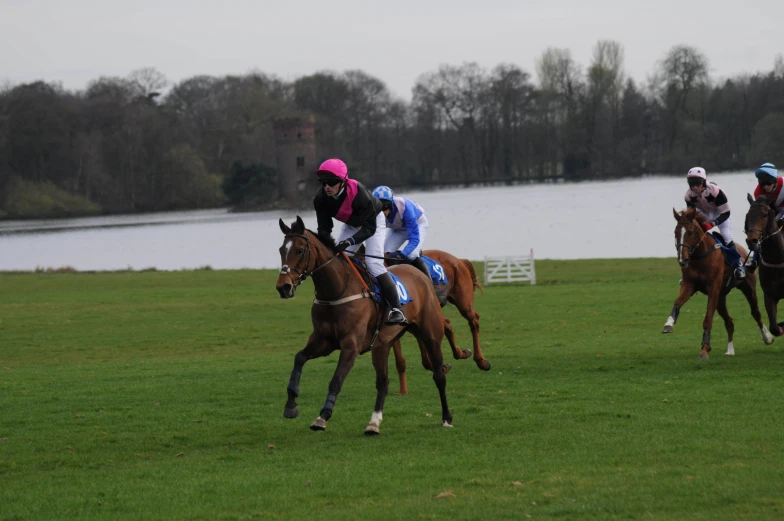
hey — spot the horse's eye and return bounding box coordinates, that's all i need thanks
[296,248,304,254]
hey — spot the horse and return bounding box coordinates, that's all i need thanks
[276,216,454,435]
[387,249,490,395]
[744,193,784,337]
[662,208,773,358]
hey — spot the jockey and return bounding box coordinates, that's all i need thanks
[746,162,782,272]
[371,186,431,279]
[684,166,745,280]
[313,159,406,325]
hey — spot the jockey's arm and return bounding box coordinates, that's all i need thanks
[400,202,421,259]
[345,189,378,245]
[314,198,334,241]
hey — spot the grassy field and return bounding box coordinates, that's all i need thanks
[1,259,783,520]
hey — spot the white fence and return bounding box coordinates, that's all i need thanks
[483,250,536,285]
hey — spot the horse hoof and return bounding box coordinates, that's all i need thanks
[364,424,380,436]
[310,417,327,431]
[442,421,453,428]
[476,359,491,371]
[662,325,674,334]
[283,406,299,419]
[442,364,452,374]
[699,352,710,360]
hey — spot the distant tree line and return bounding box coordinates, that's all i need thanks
[1,42,783,219]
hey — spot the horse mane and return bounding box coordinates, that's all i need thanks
[287,218,337,254]
[677,207,707,225]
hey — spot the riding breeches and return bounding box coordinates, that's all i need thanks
[717,216,733,243]
[337,212,387,277]
[384,215,430,260]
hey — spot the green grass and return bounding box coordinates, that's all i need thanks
[1,259,783,520]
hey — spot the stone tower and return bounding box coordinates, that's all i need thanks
[273,116,317,203]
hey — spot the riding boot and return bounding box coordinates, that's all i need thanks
[411,256,431,279]
[376,272,407,325]
[728,242,746,279]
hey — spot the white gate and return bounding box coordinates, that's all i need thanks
[483,249,536,285]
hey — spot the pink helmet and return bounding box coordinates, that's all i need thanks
[687,166,707,181]
[316,158,348,180]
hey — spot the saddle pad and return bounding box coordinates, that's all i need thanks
[351,258,413,305]
[708,232,741,266]
[421,256,449,285]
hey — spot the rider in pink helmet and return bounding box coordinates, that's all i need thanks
[313,158,406,325]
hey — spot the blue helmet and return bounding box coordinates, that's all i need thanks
[372,185,395,202]
[755,162,779,184]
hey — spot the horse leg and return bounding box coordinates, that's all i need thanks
[443,317,471,361]
[391,338,408,396]
[451,296,489,371]
[763,290,783,337]
[662,279,696,333]
[699,281,722,359]
[310,342,359,431]
[284,334,332,419]
[415,324,452,428]
[365,343,392,435]
[716,293,735,356]
[737,277,774,345]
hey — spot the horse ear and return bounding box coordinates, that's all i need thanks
[295,216,305,232]
[279,218,290,235]
[747,193,754,205]
[673,208,680,220]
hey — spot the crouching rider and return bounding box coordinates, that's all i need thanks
[372,185,431,279]
[314,159,407,325]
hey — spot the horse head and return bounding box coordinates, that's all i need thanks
[276,216,317,299]
[672,207,705,268]
[745,193,777,252]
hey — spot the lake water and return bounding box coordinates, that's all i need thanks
[0,171,760,271]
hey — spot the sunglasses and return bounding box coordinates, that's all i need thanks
[687,179,704,187]
[319,178,341,187]
[761,180,775,187]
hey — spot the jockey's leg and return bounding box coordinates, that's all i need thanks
[368,214,407,325]
[384,229,408,265]
[411,256,430,278]
[719,219,745,279]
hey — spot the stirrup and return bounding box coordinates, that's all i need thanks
[734,265,746,279]
[385,308,407,325]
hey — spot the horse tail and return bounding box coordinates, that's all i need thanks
[461,259,483,295]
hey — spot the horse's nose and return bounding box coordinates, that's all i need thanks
[746,238,759,250]
[277,283,295,299]
[678,259,688,268]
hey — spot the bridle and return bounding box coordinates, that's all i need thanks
[280,232,349,300]
[746,202,783,248]
[675,220,719,264]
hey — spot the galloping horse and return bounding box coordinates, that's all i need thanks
[388,249,490,395]
[663,208,772,358]
[744,194,784,336]
[276,216,454,434]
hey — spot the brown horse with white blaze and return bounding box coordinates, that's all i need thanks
[389,249,490,395]
[276,216,454,435]
[663,208,773,358]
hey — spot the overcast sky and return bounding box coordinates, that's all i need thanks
[2,0,783,100]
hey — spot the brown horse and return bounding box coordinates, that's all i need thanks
[663,208,773,358]
[276,216,454,434]
[744,193,784,337]
[389,250,490,395]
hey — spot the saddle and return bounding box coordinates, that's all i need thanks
[707,231,742,267]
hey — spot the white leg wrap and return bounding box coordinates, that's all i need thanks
[725,341,735,356]
[664,316,675,328]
